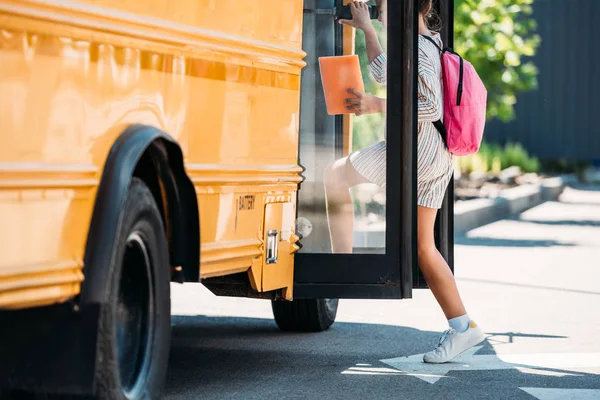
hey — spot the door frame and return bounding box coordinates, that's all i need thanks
[294,0,454,299]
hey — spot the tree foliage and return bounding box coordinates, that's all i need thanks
[454,0,540,122]
[351,0,541,150]
[353,24,387,150]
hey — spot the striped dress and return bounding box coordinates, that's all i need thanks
[348,33,454,209]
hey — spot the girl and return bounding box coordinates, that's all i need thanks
[327,0,485,363]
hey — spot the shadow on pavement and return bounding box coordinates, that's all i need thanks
[165,315,599,400]
[565,183,600,192]
[485,332,568,345]
[518,219,600,227]
[561,202,600,208]
[456,277,600,296]
[454,236,575,247]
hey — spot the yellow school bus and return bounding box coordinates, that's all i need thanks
[0,0,453,398]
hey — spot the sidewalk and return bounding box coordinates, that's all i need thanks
[453,183,600,355]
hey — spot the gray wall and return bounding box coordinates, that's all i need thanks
[483,0,600,163]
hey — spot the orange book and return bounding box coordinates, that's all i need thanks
[318,55,365,115]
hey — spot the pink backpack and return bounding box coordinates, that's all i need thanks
[422,35,487,156]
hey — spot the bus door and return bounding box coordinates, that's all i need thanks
[294,0,454,299]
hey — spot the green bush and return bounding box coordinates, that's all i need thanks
[457,141,540,175]
[522,156,540,173]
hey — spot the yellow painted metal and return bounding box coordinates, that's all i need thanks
[0,0,305,309]
[0,261,84,309]
[342,0,356,156]
[261,202,297,299]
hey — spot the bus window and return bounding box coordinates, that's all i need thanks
[298,0,387,256]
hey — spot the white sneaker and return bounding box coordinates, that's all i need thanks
[423,321,485,364]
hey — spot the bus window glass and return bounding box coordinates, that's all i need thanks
[297,1,387,255]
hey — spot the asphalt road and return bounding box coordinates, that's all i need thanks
[165,185,600,400]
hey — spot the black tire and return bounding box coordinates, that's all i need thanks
[95,178,171,400]
[271,299,339,332]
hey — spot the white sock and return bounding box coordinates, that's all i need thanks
[448,314,470,333]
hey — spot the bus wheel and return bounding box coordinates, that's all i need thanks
[271,299,339,332]
[96,178,171,400]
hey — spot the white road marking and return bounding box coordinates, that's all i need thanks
[342,366,405,376]
[376,346,600,384]
[520,388,600,400]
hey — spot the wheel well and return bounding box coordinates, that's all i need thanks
[82,125,200,305]
[132,139,199,282]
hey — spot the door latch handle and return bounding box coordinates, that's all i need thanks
[266,230,279,264]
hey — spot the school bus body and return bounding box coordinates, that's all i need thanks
[0,0,430,396]
[0,0,306,309]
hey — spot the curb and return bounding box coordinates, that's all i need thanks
[352,174,577,248]
[454,175,575,235]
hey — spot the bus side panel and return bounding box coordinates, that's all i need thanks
[0,0,305,308]
[88,0,304,50]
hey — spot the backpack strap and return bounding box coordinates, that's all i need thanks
[420,34,443,53]
[433,120,448,148]
[420,35,448,148]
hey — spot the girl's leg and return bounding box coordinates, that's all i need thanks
[417,205,466,319]
[323,156,369,253]
[418,205,484,364]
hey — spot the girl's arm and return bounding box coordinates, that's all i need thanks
[338,2,386,84]
[364,27,385,65]
[365,31,387,85]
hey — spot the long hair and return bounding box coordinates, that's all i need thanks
[419,0,442,31]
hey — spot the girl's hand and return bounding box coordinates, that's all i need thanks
[345,88,384,116]
[338,1,374,33]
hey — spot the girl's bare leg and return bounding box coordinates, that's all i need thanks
[417,205,467,319]
[323,156,369,253]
